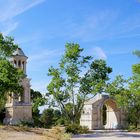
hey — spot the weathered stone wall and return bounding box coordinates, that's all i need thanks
[80,94,127,130]
[4,106,32,124]
[80,105,93,129]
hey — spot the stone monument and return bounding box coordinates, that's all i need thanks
[4,48,32,124]
[80,94,127,130]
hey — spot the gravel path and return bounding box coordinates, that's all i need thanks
[71,131,140,140]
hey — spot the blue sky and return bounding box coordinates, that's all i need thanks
[0,0,140,93]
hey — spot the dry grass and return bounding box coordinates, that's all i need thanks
[0,125,71,140]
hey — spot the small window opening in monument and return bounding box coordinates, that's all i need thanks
[20,92,24,103]
[14,60,17,67]
[22,61,24,69]
[18,60,21,67]
[9,93,12,103]
[102,104,107,126]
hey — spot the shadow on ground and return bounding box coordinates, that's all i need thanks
[72,131,140,138]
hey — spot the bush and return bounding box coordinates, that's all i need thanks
[65,124,89,134]
[128,125,140,132]
[19,120,34,127]
[44,127,71,140]
[40,108,54,128]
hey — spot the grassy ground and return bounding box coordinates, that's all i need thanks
[0,125,71,140]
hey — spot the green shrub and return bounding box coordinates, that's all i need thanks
[65,124,89,134]
[128,125,140,132]
[19,120,34,127]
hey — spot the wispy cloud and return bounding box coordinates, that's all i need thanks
[92,47,107,59]
[0,0,45,35]
[27,48,63,92]
[29,48,63,62]
[2,20,19,35]
[51,9,140,42]
[85,46,107,60]
[27,48,63,72]
[52,10,120,42]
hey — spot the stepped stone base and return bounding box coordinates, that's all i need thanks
[4,105,32,125]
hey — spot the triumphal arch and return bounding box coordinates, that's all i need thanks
[4,48,32,124]
[80,94,127,129]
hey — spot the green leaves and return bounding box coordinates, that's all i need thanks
[0,33,22,111]
[133,50,140,58]
[0,33,18,58]
[109,50,140,128]
[0,59,23,95]
[80,59,112,95]
[47,43,112,124]
[64,43,83,61]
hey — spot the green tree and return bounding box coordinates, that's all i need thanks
[40,108,63,128]
[129,50,140,128]
[31,89,47,126]
[107,50,140,128]
[40,108,54,128]
[47,43,112,124]
[0,33,23,111]
[133,50,140,57]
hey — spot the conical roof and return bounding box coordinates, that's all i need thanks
[12,48,27,58]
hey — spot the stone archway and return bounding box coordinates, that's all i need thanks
[80,94,126,130]
[101,99,120,129]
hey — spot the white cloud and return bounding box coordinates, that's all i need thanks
[0,0,45,35]
[2,20,19,35]
[93,47,107,60]
[54,10,140,42]
[58,11,119,42]
[28,48,63,63]
[27,48,63,73]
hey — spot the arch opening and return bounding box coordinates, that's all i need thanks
[102,104,107,126]
[102,99,119,129]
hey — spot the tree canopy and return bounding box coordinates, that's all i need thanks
[0,33,23,111]
[47,43,112,124]
[107,50,140,128]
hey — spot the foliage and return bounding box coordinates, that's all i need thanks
[40,108,63,128]
[80,59,112,95]
[65,124,89,134]
[31,89,47,126]
[19,120,34,127]
[0,33,18,58]
[107,50,140,128]
[133,50,140,58]
[47,43,112,124]
[0,33,23,112]
[31,89,43,101]
[127,125,140,132]
[31,89,47,115]
[40,108,54,128]
[0,59,23,95]
[128,50,140,128]
[44,127,71,140]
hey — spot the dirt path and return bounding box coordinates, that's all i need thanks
[0,130,47,140]
[0,126,68,140]
[1,126,140,140]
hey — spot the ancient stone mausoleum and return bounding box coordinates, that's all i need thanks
[80,94,127,130]
[4,48,32,124]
